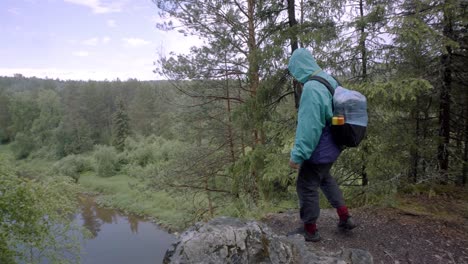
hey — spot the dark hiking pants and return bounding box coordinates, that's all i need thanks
[296,161,345,224]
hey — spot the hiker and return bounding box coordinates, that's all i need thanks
[288,48,357,242]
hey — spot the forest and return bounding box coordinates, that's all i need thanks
[0,0,466,263]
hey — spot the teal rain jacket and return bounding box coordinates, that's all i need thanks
[288,48,341,164]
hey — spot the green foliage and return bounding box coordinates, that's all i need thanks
[261,151,295,199]
[123,136,156,167]
[55,116,94,157]
[53,154,94,183]
[362,79,433,105]
[123,135,183,168]
[11,132,35,159]
[0,156,81,263]
[229,144,288,202]
[229,152,257,200]
[8,91,40,135]
[0,92,12,143]
[31,89,63,146]
[93,145,119,177]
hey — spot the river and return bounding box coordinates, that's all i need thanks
[77,196,175,264]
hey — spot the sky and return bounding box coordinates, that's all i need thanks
[0,0,197,81]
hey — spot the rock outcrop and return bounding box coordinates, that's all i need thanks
[164,217,373,264]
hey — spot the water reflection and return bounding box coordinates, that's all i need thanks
[80,197,103,238]
[77,196,175,264]
[79,196,139,237]
[128,215,139,234]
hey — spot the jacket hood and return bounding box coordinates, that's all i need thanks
[288,48,322,83]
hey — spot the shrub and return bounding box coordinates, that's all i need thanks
[53,154,93,182]
[93,145,119,177]
[11,132,35,159]
[124,135,186,167]
[0,156,81,263]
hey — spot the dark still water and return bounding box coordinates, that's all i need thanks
[77,196,175,264]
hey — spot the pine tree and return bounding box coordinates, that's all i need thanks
[391,0,467,184]
[112,98,130,152]
[153,0,291,206]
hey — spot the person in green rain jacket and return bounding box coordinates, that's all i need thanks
[288,48,357,242]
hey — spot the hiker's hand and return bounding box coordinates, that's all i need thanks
[289,160,300,170]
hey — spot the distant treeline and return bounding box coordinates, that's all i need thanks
[0,75,179,158]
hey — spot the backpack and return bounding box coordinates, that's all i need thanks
[308,76,368,148]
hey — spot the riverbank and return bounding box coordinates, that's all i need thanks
[0,145,188,232]
[78,173,186,232]
[77,171,298,232]
[2,148,295,234]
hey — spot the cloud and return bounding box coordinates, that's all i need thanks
[82,38,99,46]
[72,51,90,57]
[63,0,124,14]
[82,37,110,46]
[7,8,20,15]
[107,19,116,27]
[122,38,151,47]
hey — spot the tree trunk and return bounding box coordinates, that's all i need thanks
[438,2,453,184]
[358,0,369,186]
[288,0,302,110]
[205,175,214,218]
[438,61,451,184]
[410,100,421,183]
[422,100,431,175]
[287,0,298,55]
[225,54,236,163]
[247,0,259,145]
[359,0,367,80]
[462,89,468,186]
[247,0,260,202]
[361,143,369,186]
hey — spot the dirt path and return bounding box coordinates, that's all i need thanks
[262,207,468,264]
